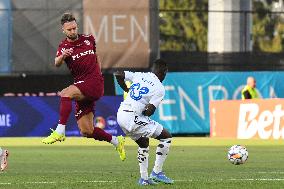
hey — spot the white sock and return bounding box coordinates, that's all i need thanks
[0,148,2,157]
[153,138,172,174]
[138,147,149,180]
[110,136,119,147]
[55,124,65,135]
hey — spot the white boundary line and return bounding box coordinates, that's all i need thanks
[0,180,118,185]
[174,178,284,182]
[257,171,284,174]
[8,170,284,174]
[24,181,56,184]
[229,178,284,181]
[79,181,117,183]
[174,180,193,182]
[0,179,284,185]
[0,183,11,185]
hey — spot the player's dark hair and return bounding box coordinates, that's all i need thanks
[61,13,76,25]
[152,59,168,72]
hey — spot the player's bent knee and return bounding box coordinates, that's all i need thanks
[156,128,172,140]
[80,130,93,138]
[165,131,172,139]
[136,137,149,148]
[60,88,71,98]
[60,85,80,98]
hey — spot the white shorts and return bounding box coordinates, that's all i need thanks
[117,108,163,141]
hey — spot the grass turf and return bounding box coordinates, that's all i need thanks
[0,137,283,189]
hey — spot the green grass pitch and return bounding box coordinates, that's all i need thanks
[0,137,284,189]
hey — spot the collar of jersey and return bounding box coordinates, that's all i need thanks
[65,34,82,46]
[150,72,159,81]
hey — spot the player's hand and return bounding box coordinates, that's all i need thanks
[62,48,73,59]
[142,104,156,117]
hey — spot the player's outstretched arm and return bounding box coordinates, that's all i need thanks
[55,55,65,67]
[142,104,156,116]
[114,71,129,93]
[55,48,73,67]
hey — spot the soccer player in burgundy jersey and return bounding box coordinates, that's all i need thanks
[42,13,125,161]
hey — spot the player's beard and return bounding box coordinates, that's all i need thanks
[67,34,78,41]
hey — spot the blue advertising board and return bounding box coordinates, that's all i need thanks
[115,72,284,134]
[0,96,124,137]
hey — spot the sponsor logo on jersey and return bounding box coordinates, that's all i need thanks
[134,116,148,126]
[72,49,95,61]
[61,48,66,54]
[129,83,149,101]
[75,110,83,118]
[84,40,91,46]
[73,81,85,85]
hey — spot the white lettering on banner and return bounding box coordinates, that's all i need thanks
[233,85,245,99]
[85,16,108,43]
[238,104,259,139]
[258,110,273,139]
[113,15,127,43]
[85,15,148,43]
[270,86,278,98]
[159,85,205,121]
[208,85,228,101]
[159,86,177,121]
[272,105,284,138]
[157,84,278,123]
[237,104,284,139]
[130,15,148,42]
[0,114,11,127]
[179,86,205,120]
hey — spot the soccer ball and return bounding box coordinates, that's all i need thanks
[227,145,248,165]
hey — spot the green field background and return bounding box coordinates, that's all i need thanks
[0,137,283,189]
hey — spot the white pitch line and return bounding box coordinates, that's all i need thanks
[0,180,117,185]
[1,178,284,185]
[0,183,11,185]
[79,181,118,183]
[174,180,193,182]
[257,171,284,174]
[175,178,284,182]
[24,181,56,184]
[229,178,284,181]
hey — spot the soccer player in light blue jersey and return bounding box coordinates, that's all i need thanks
[115,59,173,186]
